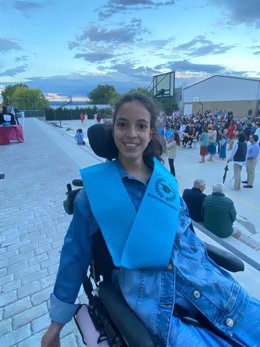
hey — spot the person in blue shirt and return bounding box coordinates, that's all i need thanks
[164,126,173,142]
[42,94,260,347]
[74,128,85,145]
[219,128,228,160]
[242,134,260,188]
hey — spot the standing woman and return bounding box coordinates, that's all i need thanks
[166,128,180,176]
[219,128,228,160]
[80,112,85,125]
[207,125,217,161]
[199,126,209,163]
[228,120,237,150]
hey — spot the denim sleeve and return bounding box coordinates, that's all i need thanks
[50,188,98,324]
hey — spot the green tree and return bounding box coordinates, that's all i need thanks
[88,84,120,105]
[127,87,152,97]
[155,96,178,115]
[1,84,50,110]
[2,84,28,104]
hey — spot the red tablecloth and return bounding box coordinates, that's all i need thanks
[0,125,24,145]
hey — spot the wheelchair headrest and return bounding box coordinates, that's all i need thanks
[87,123,119,160]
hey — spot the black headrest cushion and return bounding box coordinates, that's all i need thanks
[87,123,119,160]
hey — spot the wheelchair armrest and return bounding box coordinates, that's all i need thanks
[205,242,244,272]
[63,188,81,215]
[99,282,155,347]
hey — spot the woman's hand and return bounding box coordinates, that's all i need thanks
[41,322,64,347]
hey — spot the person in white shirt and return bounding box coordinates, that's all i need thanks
[228,133,247,190]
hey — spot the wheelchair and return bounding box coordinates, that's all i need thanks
[63,123,244,347]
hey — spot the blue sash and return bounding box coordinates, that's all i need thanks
[80,158,180,269]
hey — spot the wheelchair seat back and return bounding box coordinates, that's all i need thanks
[92,231,117,283]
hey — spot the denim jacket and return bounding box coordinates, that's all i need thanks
[118,200,248,346]
[50,160,249,346]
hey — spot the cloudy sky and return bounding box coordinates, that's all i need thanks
[0,0,260,101]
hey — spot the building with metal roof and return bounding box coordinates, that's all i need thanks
[182,75,260,118]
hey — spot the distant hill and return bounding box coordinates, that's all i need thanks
[49,101,111,110]
[50,101,88,109]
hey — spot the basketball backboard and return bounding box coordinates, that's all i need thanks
[152,71,175,97]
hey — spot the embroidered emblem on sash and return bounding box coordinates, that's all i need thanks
[148,175,177,211]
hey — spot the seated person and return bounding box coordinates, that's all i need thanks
[74,128,86,145]
[42,94,260,347]
[1,105,16,125]
[182,179,206,222]
[202,183,236,238]
[182,123,195,148]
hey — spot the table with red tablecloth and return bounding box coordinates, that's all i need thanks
[0,125,24,145]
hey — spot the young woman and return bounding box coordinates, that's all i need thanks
[228,120,237,150]
[207,125,217,161]
[42,94,260,347]
[166,128,180,176]
[199,126,209,163]
[219,128,228,160]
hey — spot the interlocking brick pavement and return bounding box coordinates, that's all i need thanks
[0,118,97,346]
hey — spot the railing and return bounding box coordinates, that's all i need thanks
[20,110,46,118]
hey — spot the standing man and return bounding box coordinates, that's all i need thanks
[243,135,260,188]
[228,133,247,190]
[182,179,206,222]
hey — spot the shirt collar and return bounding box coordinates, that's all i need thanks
[114,159,129,179]
[114,158,153,184]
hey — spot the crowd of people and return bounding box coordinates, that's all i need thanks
[159,109,260,190]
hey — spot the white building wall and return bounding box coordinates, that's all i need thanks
[183,103,192,115]
[183,76,260,102]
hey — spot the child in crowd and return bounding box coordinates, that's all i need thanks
[74,128,85,145]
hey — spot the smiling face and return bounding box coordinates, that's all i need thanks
[113,101,152,164]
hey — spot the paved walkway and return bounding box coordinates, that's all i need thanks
[0,119,96,347]
[0,118,259,346]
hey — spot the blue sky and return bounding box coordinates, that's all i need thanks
[0,0,260,101]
